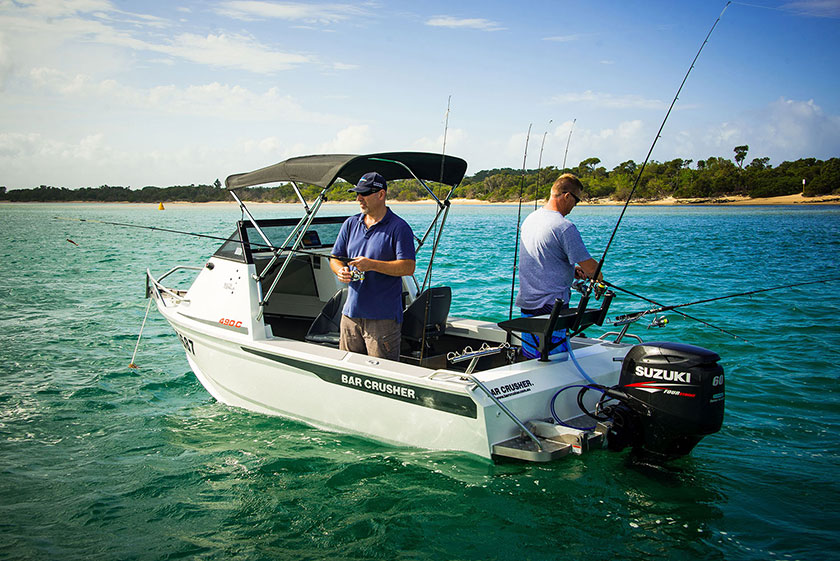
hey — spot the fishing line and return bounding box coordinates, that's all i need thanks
[615,277,840,317]
[509,123,533,320]
[588,2,731,294]
[604,280,747,341]
[54,216,354,263]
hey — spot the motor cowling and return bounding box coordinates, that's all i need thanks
[606,342,725,461]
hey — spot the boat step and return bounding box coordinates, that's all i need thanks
[491,418,608,463]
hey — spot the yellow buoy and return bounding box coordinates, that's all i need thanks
[158,202,165,210]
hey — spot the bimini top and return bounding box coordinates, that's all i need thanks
[225,152,468,190]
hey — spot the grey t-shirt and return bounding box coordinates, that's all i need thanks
[515,207,592,310]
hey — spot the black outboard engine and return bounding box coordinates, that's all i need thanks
[606,342,725,461]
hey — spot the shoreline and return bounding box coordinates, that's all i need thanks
[4,193,839,206]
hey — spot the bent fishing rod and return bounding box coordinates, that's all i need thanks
[585,2,731,298]
[54,216,355,264]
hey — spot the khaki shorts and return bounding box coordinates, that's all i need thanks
[339,315,402,361]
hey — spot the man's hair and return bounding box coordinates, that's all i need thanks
[550,173,584,197]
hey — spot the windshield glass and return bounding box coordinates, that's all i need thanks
[213,216,349,263]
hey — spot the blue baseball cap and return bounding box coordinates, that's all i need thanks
[348,171,387,195]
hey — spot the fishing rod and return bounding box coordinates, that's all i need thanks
[534,119,552,210]
[561,118,576,171]
[601,280,747,341]
[586,2,731,297]
[613,276,840,319]
[509,123,533,320]
[416,95,455,363]
[53,216,355,263]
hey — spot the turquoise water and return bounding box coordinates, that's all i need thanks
[2,202,839,560]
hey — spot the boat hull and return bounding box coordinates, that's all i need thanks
[157,293,629,459]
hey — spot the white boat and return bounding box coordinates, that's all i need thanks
[146,152,725,462]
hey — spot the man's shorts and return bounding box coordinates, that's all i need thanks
[339,315,402,361]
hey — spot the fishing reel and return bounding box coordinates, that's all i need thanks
[572,280,608,300]
[648,315,669,329]
[350,269,365,282]
[613,310,669,330]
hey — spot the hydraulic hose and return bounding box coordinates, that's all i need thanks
[549,384,605,431]
[567,340,597,385]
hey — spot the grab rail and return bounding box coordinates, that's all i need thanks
[146,267,200,306]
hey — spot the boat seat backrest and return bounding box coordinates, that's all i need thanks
[304,287,348,346]
[402,286,452,344]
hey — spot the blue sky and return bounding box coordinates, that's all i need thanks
[1,0,838,189]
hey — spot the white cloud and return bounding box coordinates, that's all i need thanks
[781,0,840,18]
[0,3,314,74]
[0,130,309,188]
[549,90,665,110]
[559,97,840,169]
[425,16,504,31]
[0,32,12,90]
[11,0,115,18]
[410,129,466,154]
[696,97,840,163]
[160,33,311,73]
[0,131,120,185]
[317,125,372,153]
[216,1,367,24]
[27,68,339,123]
[546,120,648,168]
[543,34,586,42]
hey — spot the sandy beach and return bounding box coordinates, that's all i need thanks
[447,193,840,206]
[34,193,838,207]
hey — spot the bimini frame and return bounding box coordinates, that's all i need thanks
[223,152,468,319]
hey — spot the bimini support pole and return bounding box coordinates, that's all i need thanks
[230,185,330,321]
[258,195,327,311]
[230,190,274,250]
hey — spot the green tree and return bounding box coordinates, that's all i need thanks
[733,145,749,169]
[805,158,840,196]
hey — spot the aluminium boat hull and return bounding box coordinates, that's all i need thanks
[151,258,629,460]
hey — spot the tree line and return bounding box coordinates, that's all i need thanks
[2,147,837,203]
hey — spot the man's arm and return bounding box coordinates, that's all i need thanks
[348,257,415,277]
[575,258,603,281]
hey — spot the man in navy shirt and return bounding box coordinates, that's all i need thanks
[330,172,416,360]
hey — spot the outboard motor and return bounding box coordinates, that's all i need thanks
[606,342,725,461]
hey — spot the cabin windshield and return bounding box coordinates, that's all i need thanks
[212,216,348,262]
[245,219,345,252]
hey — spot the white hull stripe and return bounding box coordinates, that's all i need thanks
[241,347,478,419]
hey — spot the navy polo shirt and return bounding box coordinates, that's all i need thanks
[332,208,416,322]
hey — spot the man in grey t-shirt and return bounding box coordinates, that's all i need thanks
[515,173,601,357]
